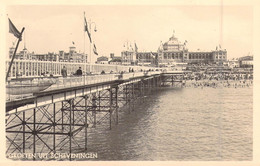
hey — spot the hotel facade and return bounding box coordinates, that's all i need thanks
[121,33,227,66]
[9,45,86,63]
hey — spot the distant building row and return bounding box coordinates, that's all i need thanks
[9,45,87,63]
[96,53,122,65]
[10,33,253,69]
[227,55,253,68]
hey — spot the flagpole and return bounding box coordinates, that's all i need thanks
[88,19,97,67]
[83,12,86,84]
[89,37,92,71]
[84,12,86,60]
[89,19,92,66]
[6,27,25,82]
[89,21,91,64]
[84,14,97,70]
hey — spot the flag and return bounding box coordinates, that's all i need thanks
[134,43,138,52]
[84,13,92,43]
[9,18,21,40]
[72,41,75,45]
[150,52,156,57]
[93,43,98,55]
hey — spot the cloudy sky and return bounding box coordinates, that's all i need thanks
[6,5,253,60]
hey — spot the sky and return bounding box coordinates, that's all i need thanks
[6,5,253,60]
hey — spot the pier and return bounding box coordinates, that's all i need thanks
[5,70,184,160]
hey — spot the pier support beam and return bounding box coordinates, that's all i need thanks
[6,74,165,160]
[6,99,87,160]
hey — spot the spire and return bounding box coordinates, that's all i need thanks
[169,30,176,41]
[158,41,163,51]
[23,30,26,50]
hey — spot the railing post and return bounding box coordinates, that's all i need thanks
[33,108,36,160]
[53,103,56,154]
[115,86,119,125]
[84,95,88,150]
[109,88,112,130]
[69,99,72,161]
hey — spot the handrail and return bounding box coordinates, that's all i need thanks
[6,71,163,101]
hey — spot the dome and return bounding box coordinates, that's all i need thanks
[162,32,184,51]
[167,33,180,45]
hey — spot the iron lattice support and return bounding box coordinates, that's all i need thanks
[161,74,184,87]
[6,98,88,160]
[6,75,163,160]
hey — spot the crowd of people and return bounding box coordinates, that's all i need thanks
[183,72,253,81]
[182,72,253,88]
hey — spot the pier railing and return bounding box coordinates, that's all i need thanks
[47,71,162,90]
[6,71,162,101]
[6,59,157,78]
[48,74,118,90]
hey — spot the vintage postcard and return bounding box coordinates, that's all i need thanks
[0,0,259,166]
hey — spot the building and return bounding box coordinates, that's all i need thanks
[33,52,59,61]
[121,32,227,67]
[158,32,227,65]
[96,56,109,64]
[9,45,86,63]
[227,59,240,68]
[109,53,122,65]
[59,46,87,63]
[109,58,122,65]
[9,45,33,60]
[239,55,253,68]
[136,52,158,66]
[121,48,136,65]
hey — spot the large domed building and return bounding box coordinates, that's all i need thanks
[157,32,188,65]
[157,32,227,66]
[121,32,227,66]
